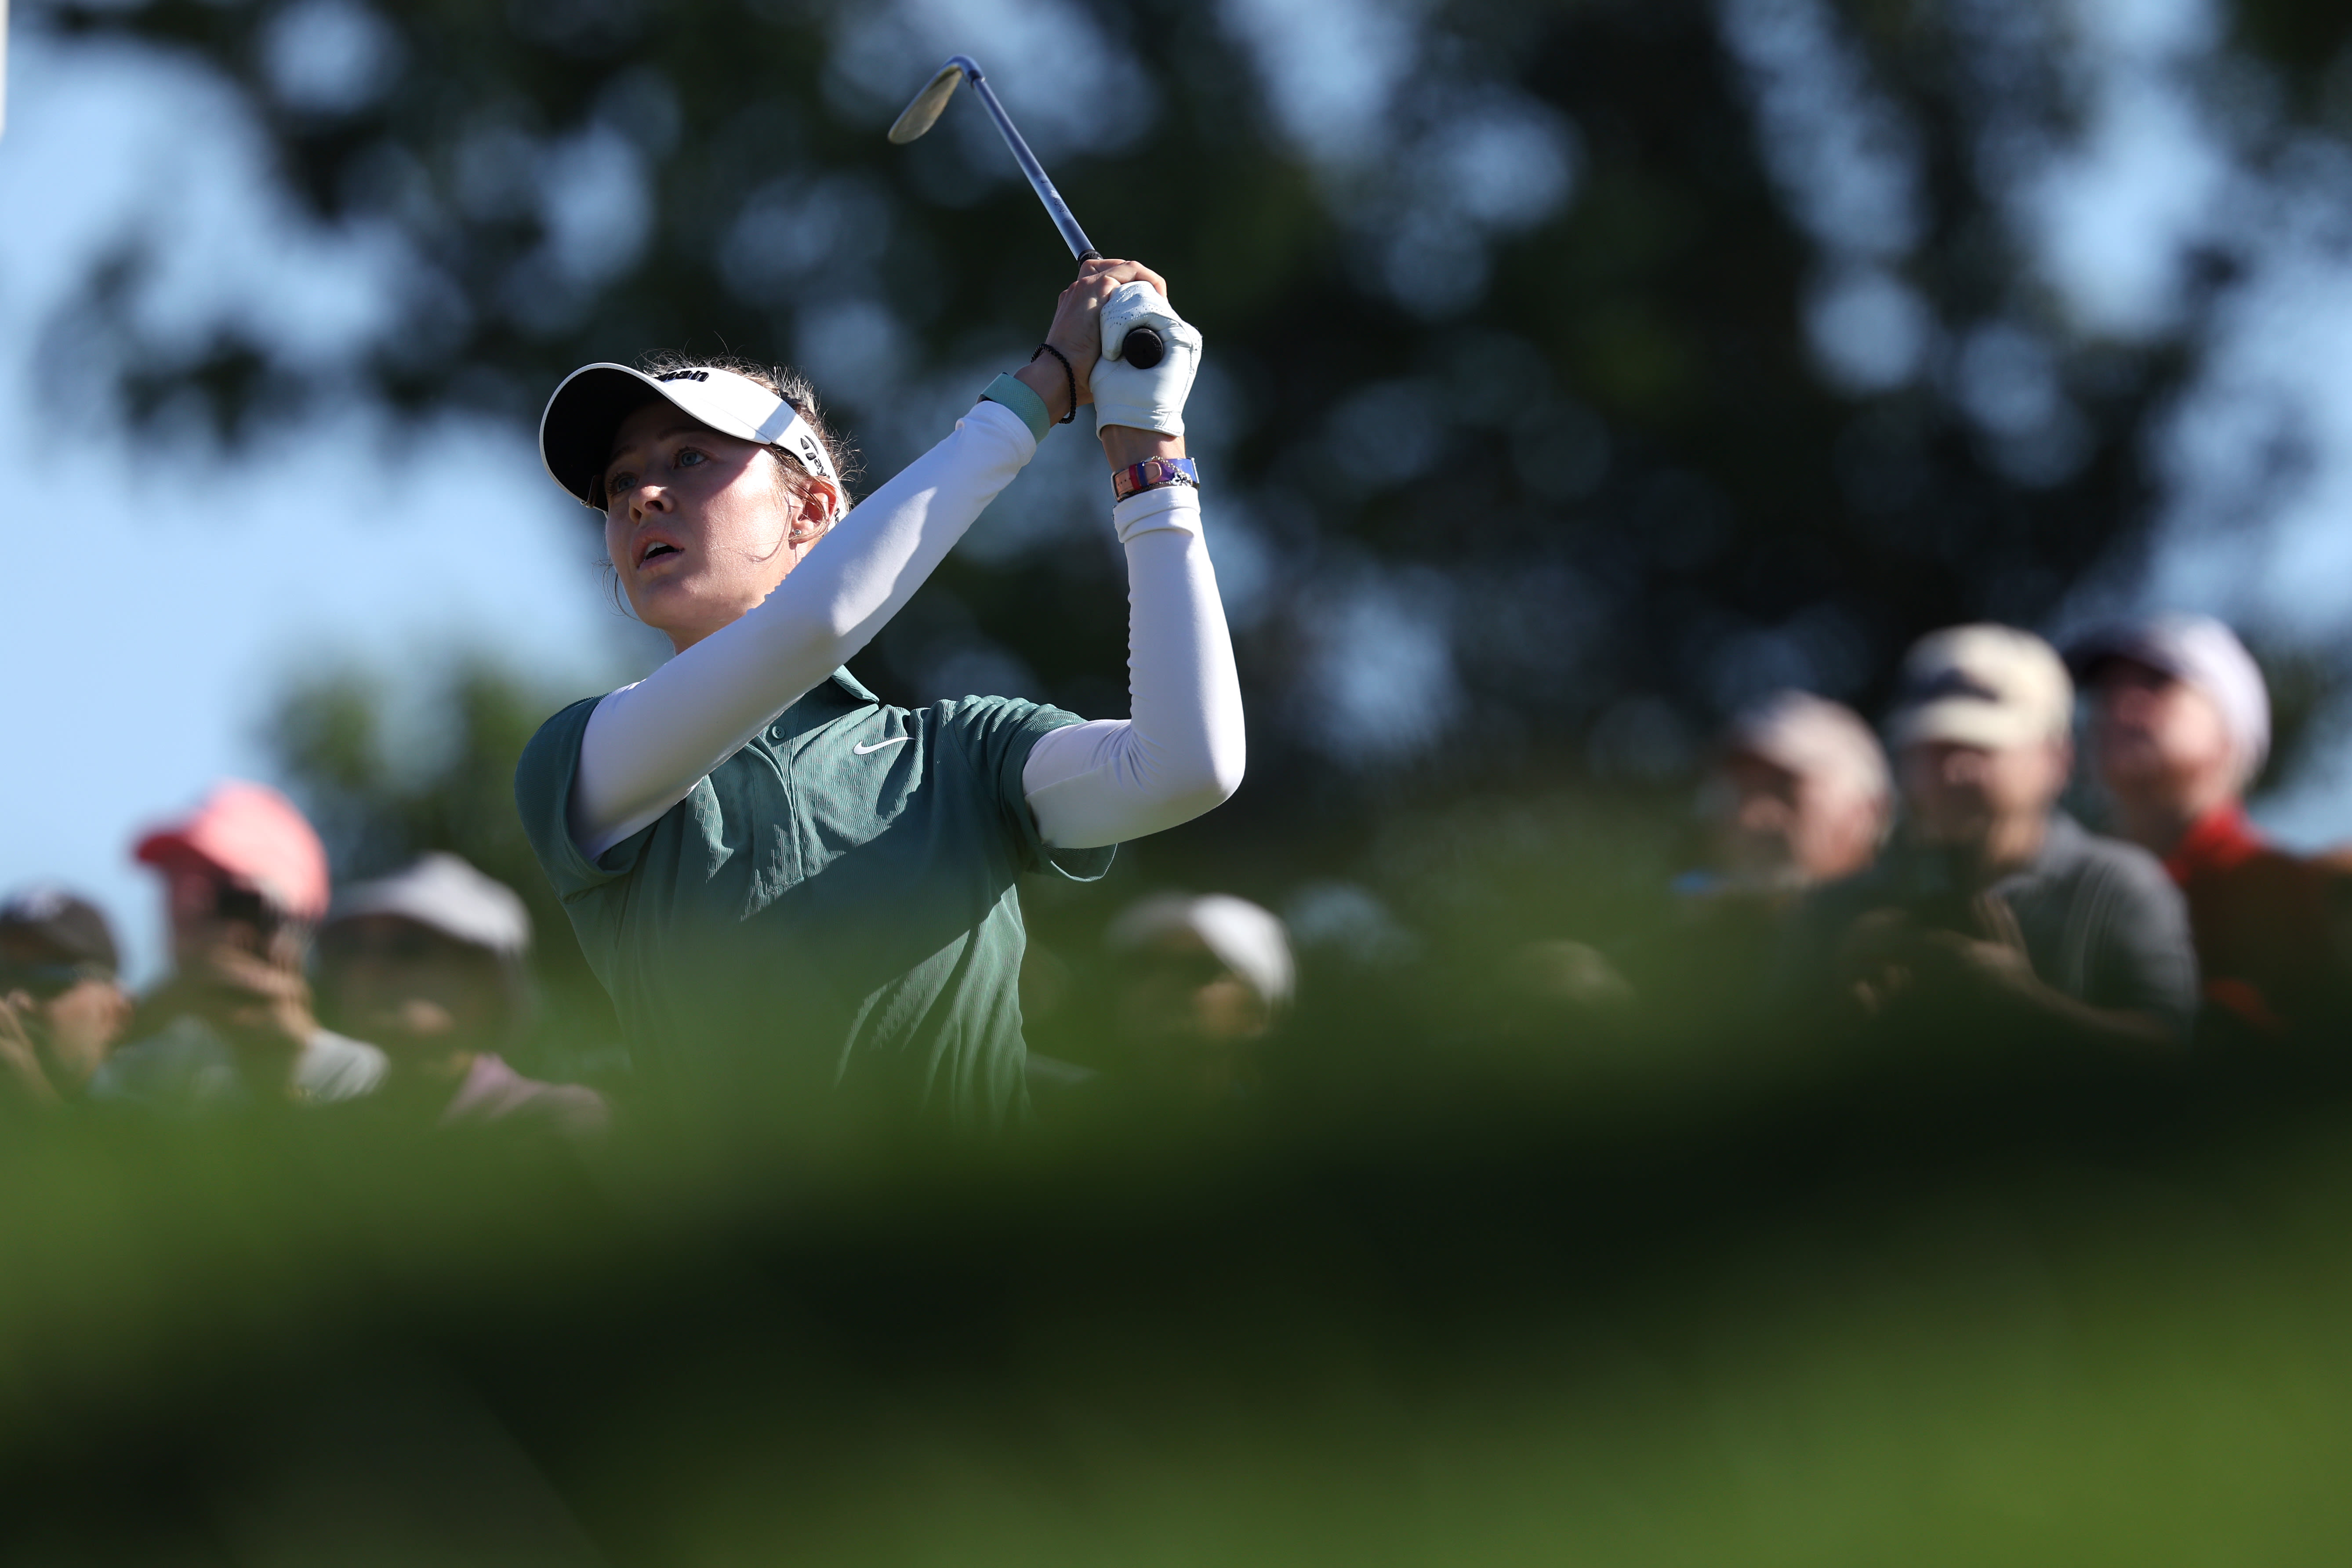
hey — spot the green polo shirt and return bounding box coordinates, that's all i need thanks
[515,669,1112,1136]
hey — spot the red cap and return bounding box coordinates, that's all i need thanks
[133,781,331,924]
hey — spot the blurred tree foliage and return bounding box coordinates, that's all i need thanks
[44,0,2352,870]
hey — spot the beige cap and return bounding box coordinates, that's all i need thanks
[326,853,531,960]
[1106,893,1295,1010]
[1889,624,2073,751]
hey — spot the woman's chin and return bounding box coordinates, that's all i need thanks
[631,578,708,627]
[628,567,779,648]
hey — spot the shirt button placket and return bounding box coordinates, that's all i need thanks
[775,721,807,887]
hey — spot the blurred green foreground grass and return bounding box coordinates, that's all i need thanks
[6,1024,2352,1568]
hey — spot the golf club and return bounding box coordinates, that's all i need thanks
[889,55,1166,371]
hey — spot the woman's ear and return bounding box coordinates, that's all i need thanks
[788,477,842,544]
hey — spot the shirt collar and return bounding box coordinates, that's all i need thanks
[2007,809,2087,882]
[1880,810,2083,892]
[2163,800,2264,884]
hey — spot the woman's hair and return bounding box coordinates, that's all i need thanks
[632,350,863,528]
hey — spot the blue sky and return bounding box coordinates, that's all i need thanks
[0,24,642,980]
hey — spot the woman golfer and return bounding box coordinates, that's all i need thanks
[517,260,1239,1134]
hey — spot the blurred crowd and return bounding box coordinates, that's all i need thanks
[0,787,609,1132]
[4,608,2341,1138]
[1647,612,2351,1056]
[0,783,1300,1134]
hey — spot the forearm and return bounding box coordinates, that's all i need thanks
[571,401,1038,856]
[1981,968,2185,1053]
[1856,922,2188,1054]
[1022,483,1245,847]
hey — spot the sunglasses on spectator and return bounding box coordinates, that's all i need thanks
[0,960,116,998]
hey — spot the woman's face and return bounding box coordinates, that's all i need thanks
[601,400,835,652]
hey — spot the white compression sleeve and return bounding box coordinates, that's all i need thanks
[571,400,1038,858]
[1020,485,1245,849]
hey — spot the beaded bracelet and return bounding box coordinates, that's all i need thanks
[1029,342,1077,425]
[1111,455,1200,503]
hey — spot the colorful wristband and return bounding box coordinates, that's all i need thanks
[979,374,1051,443]
[1111,455,1200,504]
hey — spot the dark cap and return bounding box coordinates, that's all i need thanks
[0,886,121,979]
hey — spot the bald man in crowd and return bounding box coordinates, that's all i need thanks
[2070,614,2340,1039]
[1706,690,1893,893]
[1636,691,1895,1036]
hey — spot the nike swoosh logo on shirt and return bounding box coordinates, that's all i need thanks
[852,737,909,755]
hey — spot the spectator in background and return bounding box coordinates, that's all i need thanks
[94,783,387,1112]
[2069,614,2337,1039]
[0,888,134,1110]
[1616,693,1891,1038]
[1702,690,1892,895]
[1783,626,2198,1051]
[1104,893,1293,1108]
[318,854,606,1136]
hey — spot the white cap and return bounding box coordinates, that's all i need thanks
[2065,613,2271,784]
[325,853,531,960]
[539,363,839,507]
[1724,690,1891,805]
[1890,624,2074,751]
[1106,893,1296,1010]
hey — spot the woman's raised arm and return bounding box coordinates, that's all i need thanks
[1019,280,1244,846]
[570,259,1204,860]
[1019,481,1245,847]
[570,401,1042,857]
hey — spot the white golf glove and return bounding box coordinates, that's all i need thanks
[1092,282,1201,439]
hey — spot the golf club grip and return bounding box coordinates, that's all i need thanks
[1120,326,1166,370]
[1075,251,1169,370]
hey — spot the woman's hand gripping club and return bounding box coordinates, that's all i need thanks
[1011,258,1202,465]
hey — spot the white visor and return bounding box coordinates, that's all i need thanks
[539,363,838,507]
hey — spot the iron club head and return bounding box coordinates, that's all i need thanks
[887,62,966,145]
[882,54,1162,366]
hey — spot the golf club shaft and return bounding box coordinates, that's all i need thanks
[956,62,1166,371]
[960,63,1096,263]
